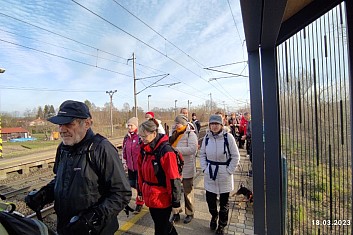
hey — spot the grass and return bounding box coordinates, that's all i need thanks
[2,139,60,158]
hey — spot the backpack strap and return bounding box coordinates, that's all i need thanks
[223,133,231,157]
[142,141,171,187]
[152,142,170,187]
[205,132,232,181]
[86,134,106,177]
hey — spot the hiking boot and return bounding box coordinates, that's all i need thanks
[170,213,180,222]
[215,225,225,234]
[134,205,142,213]
[183,215,193,224]
[210,215,218,230]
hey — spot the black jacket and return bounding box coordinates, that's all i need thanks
[43,129,131,234]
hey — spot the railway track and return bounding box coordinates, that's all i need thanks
[0,125,209,230]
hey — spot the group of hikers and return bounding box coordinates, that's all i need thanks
[14,100,249,235]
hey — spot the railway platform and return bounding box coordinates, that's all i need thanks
[116,148,254,235]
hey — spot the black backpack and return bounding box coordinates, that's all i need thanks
[142,141,184,187]
[0,211,55,235]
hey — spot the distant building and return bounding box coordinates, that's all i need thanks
[1,127,30,141]
[29,117,46,126]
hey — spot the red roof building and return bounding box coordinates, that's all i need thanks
[1,127,30,141]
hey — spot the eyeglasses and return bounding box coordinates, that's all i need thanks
[139,132,153,139]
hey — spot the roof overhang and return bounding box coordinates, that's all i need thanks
[240,0,344,51]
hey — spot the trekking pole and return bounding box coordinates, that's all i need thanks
[35,209,43,221]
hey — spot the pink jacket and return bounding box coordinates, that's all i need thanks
[122,132,140,172]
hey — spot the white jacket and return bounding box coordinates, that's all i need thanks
[200,129,240,194]
[174,124,198,178]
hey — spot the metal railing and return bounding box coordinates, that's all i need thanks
[277,2,351,234]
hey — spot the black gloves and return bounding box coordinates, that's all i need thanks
[25,189,47,212]
[64,208,102,235]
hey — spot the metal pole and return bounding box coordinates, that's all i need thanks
[148,95,151,111]
[0,68,5,158]
[174,100,177,117]
[209,93,213,113]
[132,53,137,117]
[106,90,117,137]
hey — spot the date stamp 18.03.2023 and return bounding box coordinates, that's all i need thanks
[312,220,351,226]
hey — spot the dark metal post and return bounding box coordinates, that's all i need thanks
[248,50,266,234]
[344,0,353,224]
[261,48,282,235]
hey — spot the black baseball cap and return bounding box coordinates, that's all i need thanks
[48,100,91,125]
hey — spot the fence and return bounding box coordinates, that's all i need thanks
[277,2,352,234]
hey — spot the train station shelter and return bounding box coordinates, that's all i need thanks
[240,0,352,234]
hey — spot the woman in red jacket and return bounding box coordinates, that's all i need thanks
[137,118,182,235]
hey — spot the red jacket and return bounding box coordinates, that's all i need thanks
[239,116,248,135]
[137,134,181,209]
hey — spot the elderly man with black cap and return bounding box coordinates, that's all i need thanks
[200,115,240,235]
[25,100,131,235]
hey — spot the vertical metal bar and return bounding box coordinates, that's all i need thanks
[323,15,331,234]
[262,47,282,235]
[343,0,353,232]
[339,4,350,232]
[308,22,315,234]
[313,59,319,167]
[248,50,266,235]
[298,81,302,124]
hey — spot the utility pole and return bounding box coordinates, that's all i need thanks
[209,93,213,114]
[222,101,226,113]
[106,90,117,137]
[148,95,151,111]
[174,100,178,117]
[131,53,137,117]
[0,68,5,158]
[188,100,192,113]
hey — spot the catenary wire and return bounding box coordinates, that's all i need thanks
[0,38,132,77]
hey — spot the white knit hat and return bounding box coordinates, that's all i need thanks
[127,117,138,127]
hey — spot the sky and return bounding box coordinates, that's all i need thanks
[0,0,248,116]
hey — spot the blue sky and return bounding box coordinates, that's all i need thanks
[0,0,248,115]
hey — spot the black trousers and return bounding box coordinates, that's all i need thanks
[206,191,230,227]
[149,207,177,235]
[246,138,252,163]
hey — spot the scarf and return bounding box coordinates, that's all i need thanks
[169,125,187,147]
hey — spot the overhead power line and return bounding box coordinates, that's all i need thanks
[207,61,248,69]
[136,74,169,95]
[111,0,208,70]
[0,85,105,92]
[0,28,130,66]
[150,82,181,88]
[0,12,128,61]
[135,74,169,81]
[227,0,243,45]
[0,39,132,77]
[72,1,243,103]
[204,67,248,77]
[71,1,210,82]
